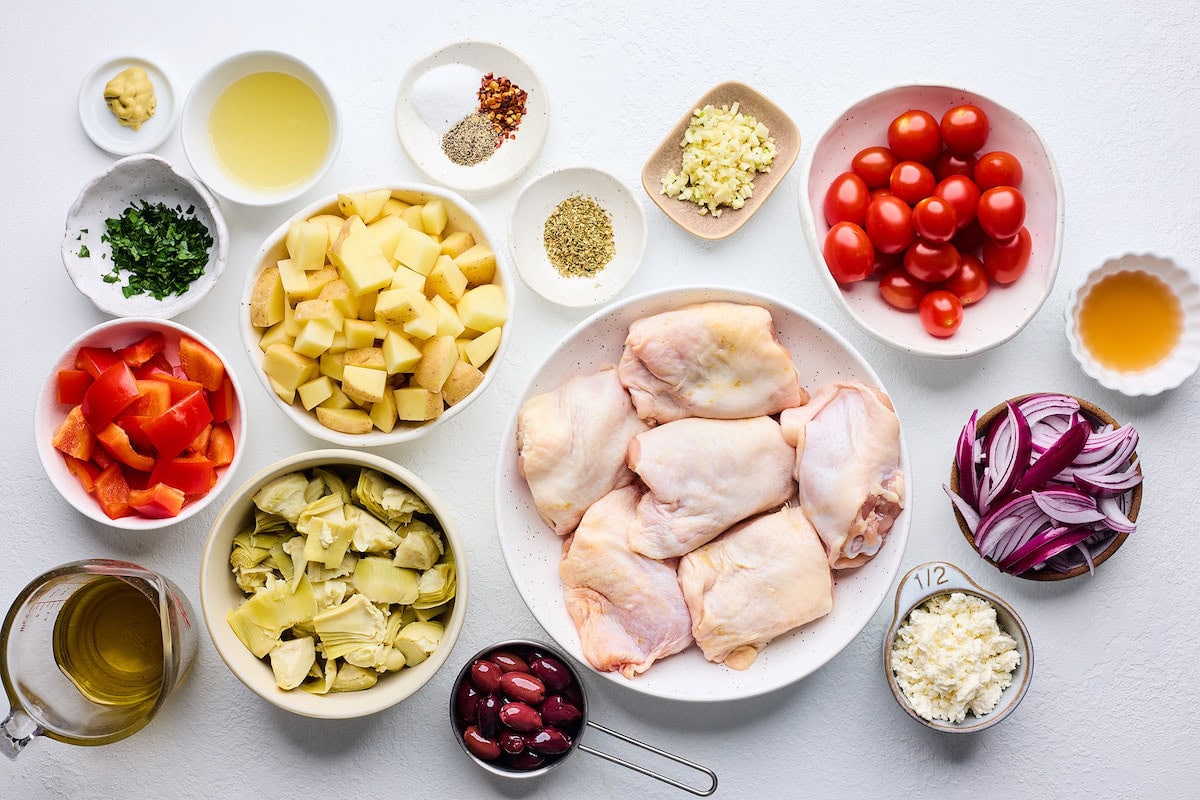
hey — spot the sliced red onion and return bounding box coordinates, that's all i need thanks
[1017,419,1090,492]
[1003,527,1096,575]
[1014,393,1080,421]
[983,402,1032,508]
[1099,495,1137,534]
[1032,489,1106,525]
[1073,464,1143,497]
[943,484,980,533]
[975,493,1042,558]
[955,411,979,508]
[1073,426,1137,465]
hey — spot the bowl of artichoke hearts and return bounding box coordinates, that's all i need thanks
[200,449,467,718]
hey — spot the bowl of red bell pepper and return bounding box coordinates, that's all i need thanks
[35,317,246,528]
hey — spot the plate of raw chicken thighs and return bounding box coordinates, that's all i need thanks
[496,286,911,701]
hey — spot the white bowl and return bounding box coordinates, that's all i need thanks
[1065,253,1200,396]
[494,285,913,702]
[240,184,514,447]
[799,84,1063,359]
[78,56,177,156]
[199,449,468,719]
[396,41,549,195]
[508,166,647,307]
[62,154,227,319]
[34,317,246,531]
[181,51,341,206]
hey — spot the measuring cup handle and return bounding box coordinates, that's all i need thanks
[577,719,718,796]
[2,707,42,759]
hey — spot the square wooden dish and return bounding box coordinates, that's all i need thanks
[642,81,799,240]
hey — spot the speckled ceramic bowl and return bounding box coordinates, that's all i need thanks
[884,561,1033,733]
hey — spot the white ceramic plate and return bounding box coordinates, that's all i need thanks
[78,56,177,156]
[61,154,228,319]
[799,84,1063,359]
[396,41,549,195]
[509,166,647,307]
[494,286,912,702]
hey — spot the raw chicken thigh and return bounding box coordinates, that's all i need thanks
[678,505,833,670]
[617,301,808,424]
[517,366,650,535]
[627,416,796,559]
[780,382,904,569]
[560,486,693,677]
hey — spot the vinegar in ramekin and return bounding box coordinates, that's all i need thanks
[1078,270,1182,371]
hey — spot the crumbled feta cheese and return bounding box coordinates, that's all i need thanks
[891,592,1021,723]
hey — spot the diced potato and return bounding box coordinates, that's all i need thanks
[329,217,394,296]
[250,266,286,327]
[269,375,296,404]
[357,290,378,321]
[318,279,359,318]
[366,215,409,265]
[439,231,475,258]
[375,288,424,327]
[441,360,485,406]
[382,331,422,374]
[259,321,294,352]
[374,319,394,341]
[393,227,441,276]
[456,284,508,332]
[328,331,348,354]
[455,339,471,363]
[318,384,355,410]
[430,295,466,338]
[381,197,411,218]
[454,244,496,286]
[285,220,330,270]
[402,296,439,340]
[316,407,373,434]
[303,266,341,301]
[292,319,336,358]
[342,365,387,405]
[412,335,457,393]
[298,376,335,410]
[393,387,443,421]
[308,213,347,241]
[294,299,344,331]
[319,352,345,382]
[344,347,385,369]
[278,258,309,303]
[343,319,376,349]
[262,343,317,394]
[389,265,426,294]
[400,204,425,232]
[337,189,391,224]
[461,327,502,368]
[369,392,398,433]
[420,200,448,236]
[426,256,468,303]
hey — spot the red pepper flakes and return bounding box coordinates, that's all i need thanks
[477,72,528,145]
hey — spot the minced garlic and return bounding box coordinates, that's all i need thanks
[891,592,1021,723]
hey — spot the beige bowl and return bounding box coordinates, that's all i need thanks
[199,449,468,719]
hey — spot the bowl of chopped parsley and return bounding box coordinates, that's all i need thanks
[62,154,228,319]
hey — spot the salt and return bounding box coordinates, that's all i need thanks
[412,63,483,131]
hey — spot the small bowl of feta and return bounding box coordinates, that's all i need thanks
[883,561,1033,733]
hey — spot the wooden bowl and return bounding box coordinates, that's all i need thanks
[948,394,1142,581]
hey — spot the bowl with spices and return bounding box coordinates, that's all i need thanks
[1066,253,1200,396]
[883,561,1033,733]
[509,167,648,307]
[642,81,800,240]
[62,154,227,319]
[78,56,177,156]
[395,41,549,195]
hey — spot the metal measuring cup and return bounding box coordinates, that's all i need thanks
[1,559,198,757]
[450,639,717,796]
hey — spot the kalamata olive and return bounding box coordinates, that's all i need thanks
[489,650,531,673]
[502,750,546,771]
[500,671,546,705]
[499,701,542,732]
[499,731,526,755]
[527,726,573,755]
[528,656,573,692]
[470,659,502,693]
[454,681,480,726]
[540,695,582,729]
[558,680,584,708]
[463,726,501,761]
[477,693,501,740]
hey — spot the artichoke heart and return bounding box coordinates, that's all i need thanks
[311,578,349,610]
[242,575,318,634]
[314,467,351,503]
[414,562,456,609]
[392,521,444,570]
[281,535,309,593]
[299,497,354,568]
[251,508,290,537]
[234,565,273,595]
[269,637,316,690]
[330,662,379,692]
[307,552,358,583]
[253,473,311,524]
[347,505,403,553]
[313,594,387,659]
[393,621,444,667]
[352,557,420,605]
[301,657,338,695]
[355,469,430,529]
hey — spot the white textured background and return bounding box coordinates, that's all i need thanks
[2,2,1198,798]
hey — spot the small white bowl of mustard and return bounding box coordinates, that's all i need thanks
[1066,253,1200,396]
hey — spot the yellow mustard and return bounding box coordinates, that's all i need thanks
[103,66,156,131]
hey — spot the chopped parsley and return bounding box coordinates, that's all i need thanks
[100,201,213,300]
[77,244,90,258]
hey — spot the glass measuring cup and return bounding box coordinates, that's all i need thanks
[1,559,198,757]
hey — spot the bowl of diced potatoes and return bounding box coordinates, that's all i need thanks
[241,185,513,446]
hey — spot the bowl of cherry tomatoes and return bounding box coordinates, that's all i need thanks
[799,85,1063,358]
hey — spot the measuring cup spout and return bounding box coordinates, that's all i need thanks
[2,707,43,759]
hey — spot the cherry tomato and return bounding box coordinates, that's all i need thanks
[976,186,1026,240]
[889,161,936,206]
[823,222,874,283]
[933,150,977,182]
[974,151,1024,189]
[903,240,961,284]
[851,146,899,189]
[823,172,870,227]
[871,249,903,278]
[887,110,942,164]
[934,175,981,230]
[912,196,958,244]
[982,227,1032,284]
[919,290,964,338]
[940,104,990,156]
[953,219,986,252]
[943,253,990,305]
[864,196,915,255]
[870,187,895,202]
[879,267,929,311]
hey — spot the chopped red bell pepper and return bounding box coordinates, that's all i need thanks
[132,352,173,380]
[96,423,156,472]
[128,483,186,518]
[209,375,238,424]
[122,465,150,491]
[93,463,132,520]
[75,346,120,379]
[148,454,216,495]
[207,423,236,467]
[115,414,156,452]
[178,336,226,391]
[52,405,95,461]
[125,380,172,417]
[116,332,166,367]
[92,447,114,470]
[185,424,212,455]
[57,369,94,405]
[142,390,213,457]
[155,374,207,405]
[81,361,140,432]
[64,456,100,493]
